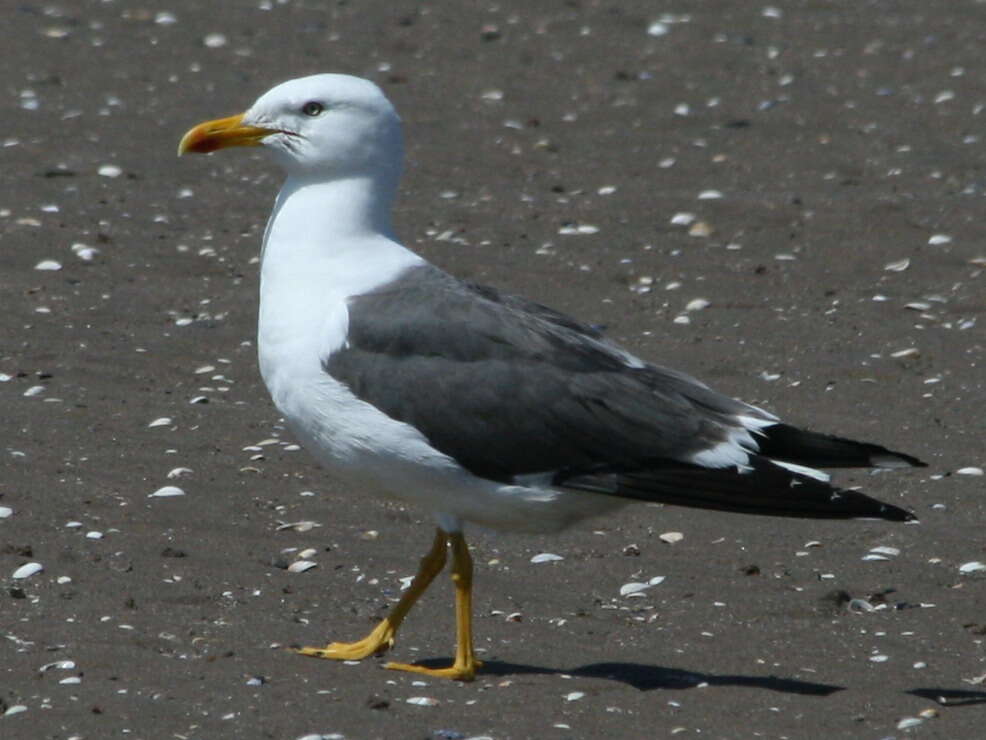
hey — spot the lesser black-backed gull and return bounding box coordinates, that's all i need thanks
[178,74,923,681]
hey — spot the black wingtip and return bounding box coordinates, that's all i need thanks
[869,501,919,523]
[871,450,927,469]
[756,424,926,471]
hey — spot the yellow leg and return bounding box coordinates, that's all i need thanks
[296,528,448,660]
[386,531,483,681]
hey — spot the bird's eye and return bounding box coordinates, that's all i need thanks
[301,101,324,117]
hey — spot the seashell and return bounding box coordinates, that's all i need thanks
[530,553,563,563]
[959,561,986,574]
[12,562,43,579]
[288,560,317,573]
[40,660,76,672]
[149,486,185,498]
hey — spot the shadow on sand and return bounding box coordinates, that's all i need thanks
[404,658,843,695]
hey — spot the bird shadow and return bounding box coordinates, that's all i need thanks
[409,658,842,695]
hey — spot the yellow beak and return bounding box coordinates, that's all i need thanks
[177,113,280,155]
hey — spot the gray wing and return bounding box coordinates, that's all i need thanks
[324,265,770,483]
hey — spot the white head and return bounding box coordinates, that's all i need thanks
[179,74,403,184]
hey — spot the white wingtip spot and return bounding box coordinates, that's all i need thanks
[770,459,831,482]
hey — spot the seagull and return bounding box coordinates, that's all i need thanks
[178,74,923,681]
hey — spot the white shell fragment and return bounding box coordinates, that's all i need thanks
[12,562,44,580]
[39,660,76,672]
[149,486,185,498]
[848,598,876,613]
[275,521,322,532]
[35,259,62,271]
[897,717,924,730]
[646,21,669,37]
[148,417,172,428]
[956,467,984,476]
[564,691,586,702]
[97,164,122,178]
[684,299,710,312]
[558,224,599,235]
[619,576,666,597]
[891,348,919,358]
[287,560,318,573]
[0,506,12,519]
[71,242,99,261]
[959,561,986,574]
[530,553,564,563]
[884,258,910,272]
[659,531,684,544]
[405,696,438,706]
[928,234,952,245]
[203,32,228,48]
[167,467,193,479]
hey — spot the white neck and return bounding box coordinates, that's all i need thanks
[265,174,397,248]
[257,173,424,385]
